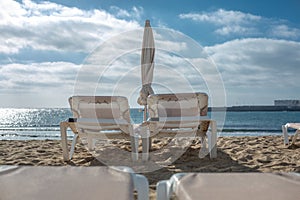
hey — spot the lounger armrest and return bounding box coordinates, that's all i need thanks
[68,118,77,122]
[133,174,149,200]
[156,180,171,200]
[157,173,186,200]
[111,166,149,200]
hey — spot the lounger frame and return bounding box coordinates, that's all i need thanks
[282,123,300,145]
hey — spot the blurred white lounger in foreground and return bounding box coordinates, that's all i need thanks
[157,173,300,200]
[282,123,300,145]
[0,166,149,200]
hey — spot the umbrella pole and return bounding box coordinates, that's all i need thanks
[143,105,147,122]
[143,104,152,150]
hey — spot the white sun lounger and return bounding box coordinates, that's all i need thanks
[156,173,300,200]
[140,93,217,160]
[60,96,139,161]
[282,123,300,145]
[0,165,149,200]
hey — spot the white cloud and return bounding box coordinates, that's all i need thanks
[110,6,143,20]
[215,25,257,36]
[179,9,261,26]
[0,0,141,54]
[179,9,261,36]
[1,1,299,107]
[204,38,300,104]
[3,37,299,107]
[179,9,300,39]
[0,62,80,93]
[270,24,300,39]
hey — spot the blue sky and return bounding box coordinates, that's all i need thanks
[1,0,300,107]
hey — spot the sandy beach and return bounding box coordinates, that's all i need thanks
[1,136,299,199]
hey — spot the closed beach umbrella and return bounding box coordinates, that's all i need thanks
[137,20,155,121]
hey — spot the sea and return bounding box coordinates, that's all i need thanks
[0,108,299,140]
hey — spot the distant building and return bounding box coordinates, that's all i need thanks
[274,100,300,106]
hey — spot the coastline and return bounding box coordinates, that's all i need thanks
[1,136,299,199]
[209,106,300,112]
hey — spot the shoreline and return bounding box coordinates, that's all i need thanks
[0,130,288,141]
[1,136,299,199]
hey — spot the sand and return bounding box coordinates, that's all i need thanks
[1,136,299,199]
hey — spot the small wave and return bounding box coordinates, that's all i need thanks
[0,130,73,140]
[0,127,60,132]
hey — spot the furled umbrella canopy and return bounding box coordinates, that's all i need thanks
[137,20,155,120]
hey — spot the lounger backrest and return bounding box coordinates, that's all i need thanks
[147,93,208,118]
[69,96,131,123]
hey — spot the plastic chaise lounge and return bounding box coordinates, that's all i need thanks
[0,165,149,200]
[156,172,300,200]
[140,92,217,160]
[282,123,300,145]
[60,96,139,161]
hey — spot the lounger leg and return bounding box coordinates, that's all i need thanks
[201,136,206,148]
[208,120,217,159]
[69,134,79,160]
[282,124,289,145]
[149,138,152,150]
[60,122,70,161]
[130,136,138,161]
[87,135,94,150]
[142,137,150,161]
[129,125,138,161]
[199,136,209,158]
[141,125,150,161]
[291,130,300,145]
